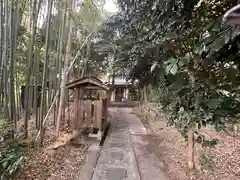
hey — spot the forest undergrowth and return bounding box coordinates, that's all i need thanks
[14,103,88,180]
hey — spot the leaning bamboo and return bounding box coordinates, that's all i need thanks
[35,30,93,141]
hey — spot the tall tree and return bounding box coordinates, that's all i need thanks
[39,0,54,145]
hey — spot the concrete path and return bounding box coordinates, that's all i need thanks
[85,108,169,180]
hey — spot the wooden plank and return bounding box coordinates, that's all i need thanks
[102,98,107,119]
[86,100,92,127]
[96,100,103,132]
[93,100,102,130]
[92,100,103,140]
[78,100,85,129]
[73,90,78,130]
[106,99,108,120]
[93,100,98,129]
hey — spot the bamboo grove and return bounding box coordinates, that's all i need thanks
[0,0,108,178]
[2,0,240,177]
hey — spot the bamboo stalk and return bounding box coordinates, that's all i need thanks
[35,30,93,141]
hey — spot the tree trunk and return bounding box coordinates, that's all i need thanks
[39,0,54,145]
[188,123,195,170]
[52,10,60,125]
[56,0,74,137]
[54,6,66,127]
[143,85,148,103]
[12,0,21,128]
[23,0,39,138]
[3,0,9,119]
[33,1,42,129]
[8,0,17,137]
[188,70,197,170]
[0,1,3,106]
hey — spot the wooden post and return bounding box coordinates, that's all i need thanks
[93,100,98,129]
[106,93,109,119]
[125,88,129,100]
[111,89,116,101]
[72,89,79,138]
[78,100,84,129]
[86,99,92,128]
[73,89,78,130]
[102,99,106,119]
[102,97,108,132]
[98,99,103,139]
[93,99,102,139]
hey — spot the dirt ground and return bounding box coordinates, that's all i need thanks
[133,107,240,180]
[14,105,88,180]
[14,103,114,180]
[14,143,87,180]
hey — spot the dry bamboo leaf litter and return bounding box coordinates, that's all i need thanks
[14,104,88,180]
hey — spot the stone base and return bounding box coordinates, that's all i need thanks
[88,131,102,141]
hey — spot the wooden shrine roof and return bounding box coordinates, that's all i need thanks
[66,76,109,91]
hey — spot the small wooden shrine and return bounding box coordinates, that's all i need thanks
[66,77,109,141]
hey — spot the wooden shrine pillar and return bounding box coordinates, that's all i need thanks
[93,99,102,139]
[86,99,92,127]
[111,88,116,101]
